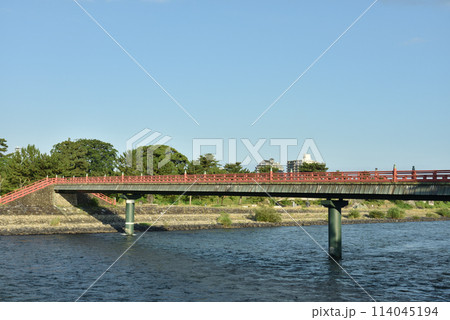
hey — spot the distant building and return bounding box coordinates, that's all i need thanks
[286,154,317,173]
[255,158,284,173]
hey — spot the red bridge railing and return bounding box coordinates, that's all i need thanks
[1,169,449,205]
[53,169,450,184]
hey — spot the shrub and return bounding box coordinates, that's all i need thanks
[386,207,405,219]
[391,200,413,210]
[217,212,232,227]
[415,201,432,209]
[426,212,438,218]
[294,200,307,206]
[254,206,282,223]
[49,218,60,226]
[347,209,361,219]
[248,197,266,204]
[363,199,385,207]
[434,201,450,209]
[278,199,293,207]
[153,194,179,205]
[412,215,420,220]
[368,210,385,219]
[436,208,450,217]
[89,197,99,207]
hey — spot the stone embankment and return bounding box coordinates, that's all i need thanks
[0,186,447,236]
[0,202,447,236]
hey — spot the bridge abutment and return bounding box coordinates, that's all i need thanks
[321,199,348,260]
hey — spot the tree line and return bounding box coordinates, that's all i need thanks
[0,137,327,195]
[0,138,248,195]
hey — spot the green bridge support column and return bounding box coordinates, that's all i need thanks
[321,199,348,260]
[125,199,135,236]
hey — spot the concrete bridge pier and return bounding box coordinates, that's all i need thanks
[121,194,142,236]
[321,199,348,260]
[125,199,135,236]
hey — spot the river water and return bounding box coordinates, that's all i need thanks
[0,221,449,302]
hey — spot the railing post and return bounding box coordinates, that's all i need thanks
[393,164,397,182]
[270,167,273,182]
[412,166,417,181]
[184,170,187,183]
[121,172,124,183]
[86,173,88,183]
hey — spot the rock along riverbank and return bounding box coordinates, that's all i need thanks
[0,203,448,236]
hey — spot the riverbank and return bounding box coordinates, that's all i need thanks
[0,202,448,236]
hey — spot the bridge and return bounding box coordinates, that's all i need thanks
[1,168,450,260]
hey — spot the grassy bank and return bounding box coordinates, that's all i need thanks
[0,199,449,236]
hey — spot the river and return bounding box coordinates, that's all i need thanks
[0,221,448,301]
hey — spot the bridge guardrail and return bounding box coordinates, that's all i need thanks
[51,169,450,184]
[2,170,449,205]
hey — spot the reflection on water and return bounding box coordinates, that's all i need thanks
[0,221,449,301]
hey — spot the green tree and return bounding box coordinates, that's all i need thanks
[50,139,89,177]
[77,139,117,176]
[117,145,188,176]
[257,166,280,173]
[224,162,250,174]
[50,138,118,177]
[3,145,53,191]
[187,153,224,174]
[299,162,328,172]
[0,138,7,157]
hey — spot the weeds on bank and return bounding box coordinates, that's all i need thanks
[347,209,361,219]
[368,210,385,219]
[390,200,413,210]
[415,201,432,209]
[253,206,282,223]
[434,201,450,209]
[217,212,232,227]
[363,199,385,207]
[89,198,99,207]
[436,208,450,217]
[386,207,405,219]
[49,217,60,226]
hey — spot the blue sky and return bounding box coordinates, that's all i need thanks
[1,0,449,171]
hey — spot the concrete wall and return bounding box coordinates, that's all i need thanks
[3,186,79,207]
[7,186,55,206]
[53,193,78,207]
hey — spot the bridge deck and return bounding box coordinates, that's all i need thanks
[54,182,450,201]
[3,170,450,205]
